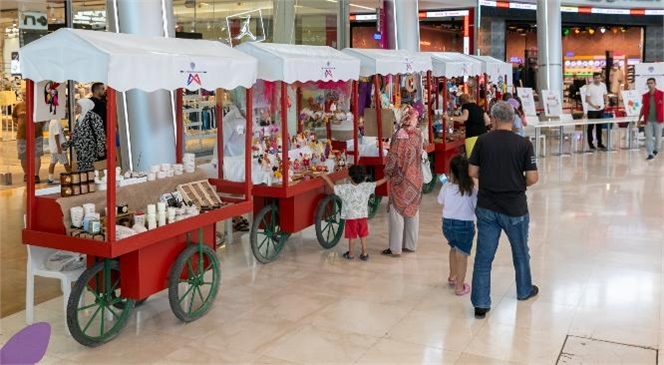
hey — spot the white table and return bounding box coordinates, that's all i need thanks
[532,116,639,157]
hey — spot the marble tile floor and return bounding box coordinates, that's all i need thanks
[1,148,664,364]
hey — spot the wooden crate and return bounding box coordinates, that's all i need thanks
[177,180,224,210]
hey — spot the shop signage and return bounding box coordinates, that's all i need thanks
[621,90,642,116]
[20,11,48,30]
[541,90,564,117]
[481,0,663,10]
[516,87,538,116]
[226,9,266,45]
[425,10,470,17]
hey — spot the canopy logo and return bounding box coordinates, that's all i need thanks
[404,58,413,72]
[180,62,207,87]
[322,61,336,78]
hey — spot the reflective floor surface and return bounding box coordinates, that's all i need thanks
[1,148,663,364]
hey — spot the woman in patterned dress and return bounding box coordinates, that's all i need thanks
[382,104,424,257]
[63,98,106,171]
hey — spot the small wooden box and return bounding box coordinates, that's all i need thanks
[363,108,396,138]
[0,172,12,186]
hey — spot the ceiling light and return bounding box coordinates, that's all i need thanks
[574,28,580,34]
[350,3,375,10]
[588,28,595,35]
[600,27,606,33]
[327,0,338,2]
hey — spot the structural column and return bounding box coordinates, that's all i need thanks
[107,0,176,171]
[337,0,350,49]
[273,0,296,44]
[536,0,563,97]
[384,0,420,51]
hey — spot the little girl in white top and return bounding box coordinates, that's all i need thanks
[437,155,478,296]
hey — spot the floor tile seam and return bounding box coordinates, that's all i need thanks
[566,334,661,352]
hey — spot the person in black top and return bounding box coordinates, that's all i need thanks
[444,94,490,156]
[90,82,107,130]
[468,101,539,319]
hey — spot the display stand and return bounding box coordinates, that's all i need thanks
[20,28,258,347]
[428,52,483,188]
[342,48,433,213]
[235,42,361,264]
[470,55,513,111]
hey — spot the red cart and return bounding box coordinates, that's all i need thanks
[341,49,434,214]
[426,53,484,182]
[234,43,361,264]
[20,29,258,346]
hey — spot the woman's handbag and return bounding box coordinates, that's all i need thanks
[421,151,433,184]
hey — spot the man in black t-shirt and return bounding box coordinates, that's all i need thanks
[90,82,107,130]
[468,101,539,319]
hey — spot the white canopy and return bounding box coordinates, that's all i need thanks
[19,28,258,92]
[235,42,360,84]
[469,55,513,86]
[428,52,482,78]
[342,48,432,77]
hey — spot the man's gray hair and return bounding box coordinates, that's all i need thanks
[490,101,515,124]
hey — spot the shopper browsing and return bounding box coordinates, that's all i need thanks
[637,78,664,161]
[47,119,72,184]
[585,72,609,150]
[437,155,477,296]
[320,166,388,261]
[468,101,539,319]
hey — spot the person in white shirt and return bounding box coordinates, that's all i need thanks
[585,72,609,150]
[47,119,71,184]
[437,155,478,296]
[320,166,388,261]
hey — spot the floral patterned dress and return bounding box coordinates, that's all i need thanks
[384,127,423,217]
[63,111,106,171]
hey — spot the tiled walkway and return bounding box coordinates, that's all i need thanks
[1,148,663,364]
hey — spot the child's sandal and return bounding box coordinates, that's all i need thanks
[342,251,355,260]
[455,283,470,296]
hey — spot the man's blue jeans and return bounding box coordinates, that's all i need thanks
[471,207,533,309]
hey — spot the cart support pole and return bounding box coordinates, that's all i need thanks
[281,82,288,187]
[245,88,253,198]
[373,75,384,160]
[426,71,433,144]
[352,81,359,163]
[296,87,302,134]
[216,90,224,180]
[442,77,447,143]
[107,89,117,243]
[26,80,35,230]
[175,89,183,164]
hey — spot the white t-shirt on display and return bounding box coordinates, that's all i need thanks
[48,119,64,153]
[334,182,376,220]
[585,82,608,111]
[437,182,478,222]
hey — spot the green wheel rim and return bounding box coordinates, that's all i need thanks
[422,153,437,194]
[67,260,133,347]
[367,194,382,219]
[169,244,220,322]
[315,195,345,249]
[250,205,287,263]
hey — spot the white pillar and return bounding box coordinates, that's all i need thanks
[337,0,350,49]
[536,0,563,99]
[107,0,177,171]
[384,0,420,51]
[273,0,296,44]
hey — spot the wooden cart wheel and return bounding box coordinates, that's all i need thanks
[250,205,288,264]
[66,260,134,347]
[315,194,345,249]
[168,244,221,323]
[422,153,437,194]
[367,194,382,219]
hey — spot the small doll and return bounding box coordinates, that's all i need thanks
[293,158,301,172]
[302,153,311,168]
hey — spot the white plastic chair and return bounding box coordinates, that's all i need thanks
[24,214,85,325]
[524,125,546,156]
